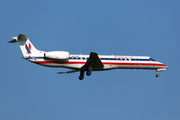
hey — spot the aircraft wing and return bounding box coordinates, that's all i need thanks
[82,52,104,70]
[57,70,79,74]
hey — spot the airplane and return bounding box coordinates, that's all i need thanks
[9,34,168,80]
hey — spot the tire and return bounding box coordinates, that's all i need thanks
[156,74,159,77]
[86,71,91,76]
[79,76,84,80]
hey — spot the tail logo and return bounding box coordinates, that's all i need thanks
[25,43,31,54]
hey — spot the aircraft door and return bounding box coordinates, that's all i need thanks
[138,59,140,65]
[135,59,140,67]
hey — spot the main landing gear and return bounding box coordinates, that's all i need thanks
[79,66,92,80]
[86,71,91,76]
[79,71,84,80]
[79,71,92,80]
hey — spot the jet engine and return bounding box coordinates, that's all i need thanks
[44,51,70,60]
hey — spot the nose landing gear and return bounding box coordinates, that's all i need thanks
[156,74,159,77]
[156,70,159,77]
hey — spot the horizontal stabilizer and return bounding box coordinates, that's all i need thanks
[8,34,27,43]
[8,37,18,43]
[18,34,27,40]
[8,39,17,43]
[57,70,79,74]
[8,34,40,56]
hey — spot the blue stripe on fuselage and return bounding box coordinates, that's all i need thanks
[26,56,154,62]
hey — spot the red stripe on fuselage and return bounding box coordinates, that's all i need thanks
[32,61,166,67]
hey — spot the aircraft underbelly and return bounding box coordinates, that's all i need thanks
[40,62,165,70]
[102,64,165,70]
[30,59,166,71]
[41,63,82,69]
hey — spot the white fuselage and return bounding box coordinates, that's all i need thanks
[9,34,168,79]
[25,53,168,71]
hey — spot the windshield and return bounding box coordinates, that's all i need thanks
[149,58,155,61]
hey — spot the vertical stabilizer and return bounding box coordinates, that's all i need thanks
[9,34,40,57]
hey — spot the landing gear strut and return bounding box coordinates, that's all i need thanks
[79,66,92,80]
[86,66,92,76]
[79,71,84,80]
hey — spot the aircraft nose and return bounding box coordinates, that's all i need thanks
[161,63,168,69]
[166,66,169,69]
[163,64,168,69]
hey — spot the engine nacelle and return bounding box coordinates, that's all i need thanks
[44,51,70,60]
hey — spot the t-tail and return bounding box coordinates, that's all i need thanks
[9,34,40,57]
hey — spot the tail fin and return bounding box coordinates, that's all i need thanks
[9,34,40,56]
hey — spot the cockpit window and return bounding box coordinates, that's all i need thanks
[149,58,155,61]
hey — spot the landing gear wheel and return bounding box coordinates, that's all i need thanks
[79,71,84,80]
[79,76,84,80]
[86,71,91,76]
[156,74,159,77]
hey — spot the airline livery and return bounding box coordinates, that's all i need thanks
[9,34,168,80]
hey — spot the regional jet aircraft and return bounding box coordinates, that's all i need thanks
[9,34,168,80]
